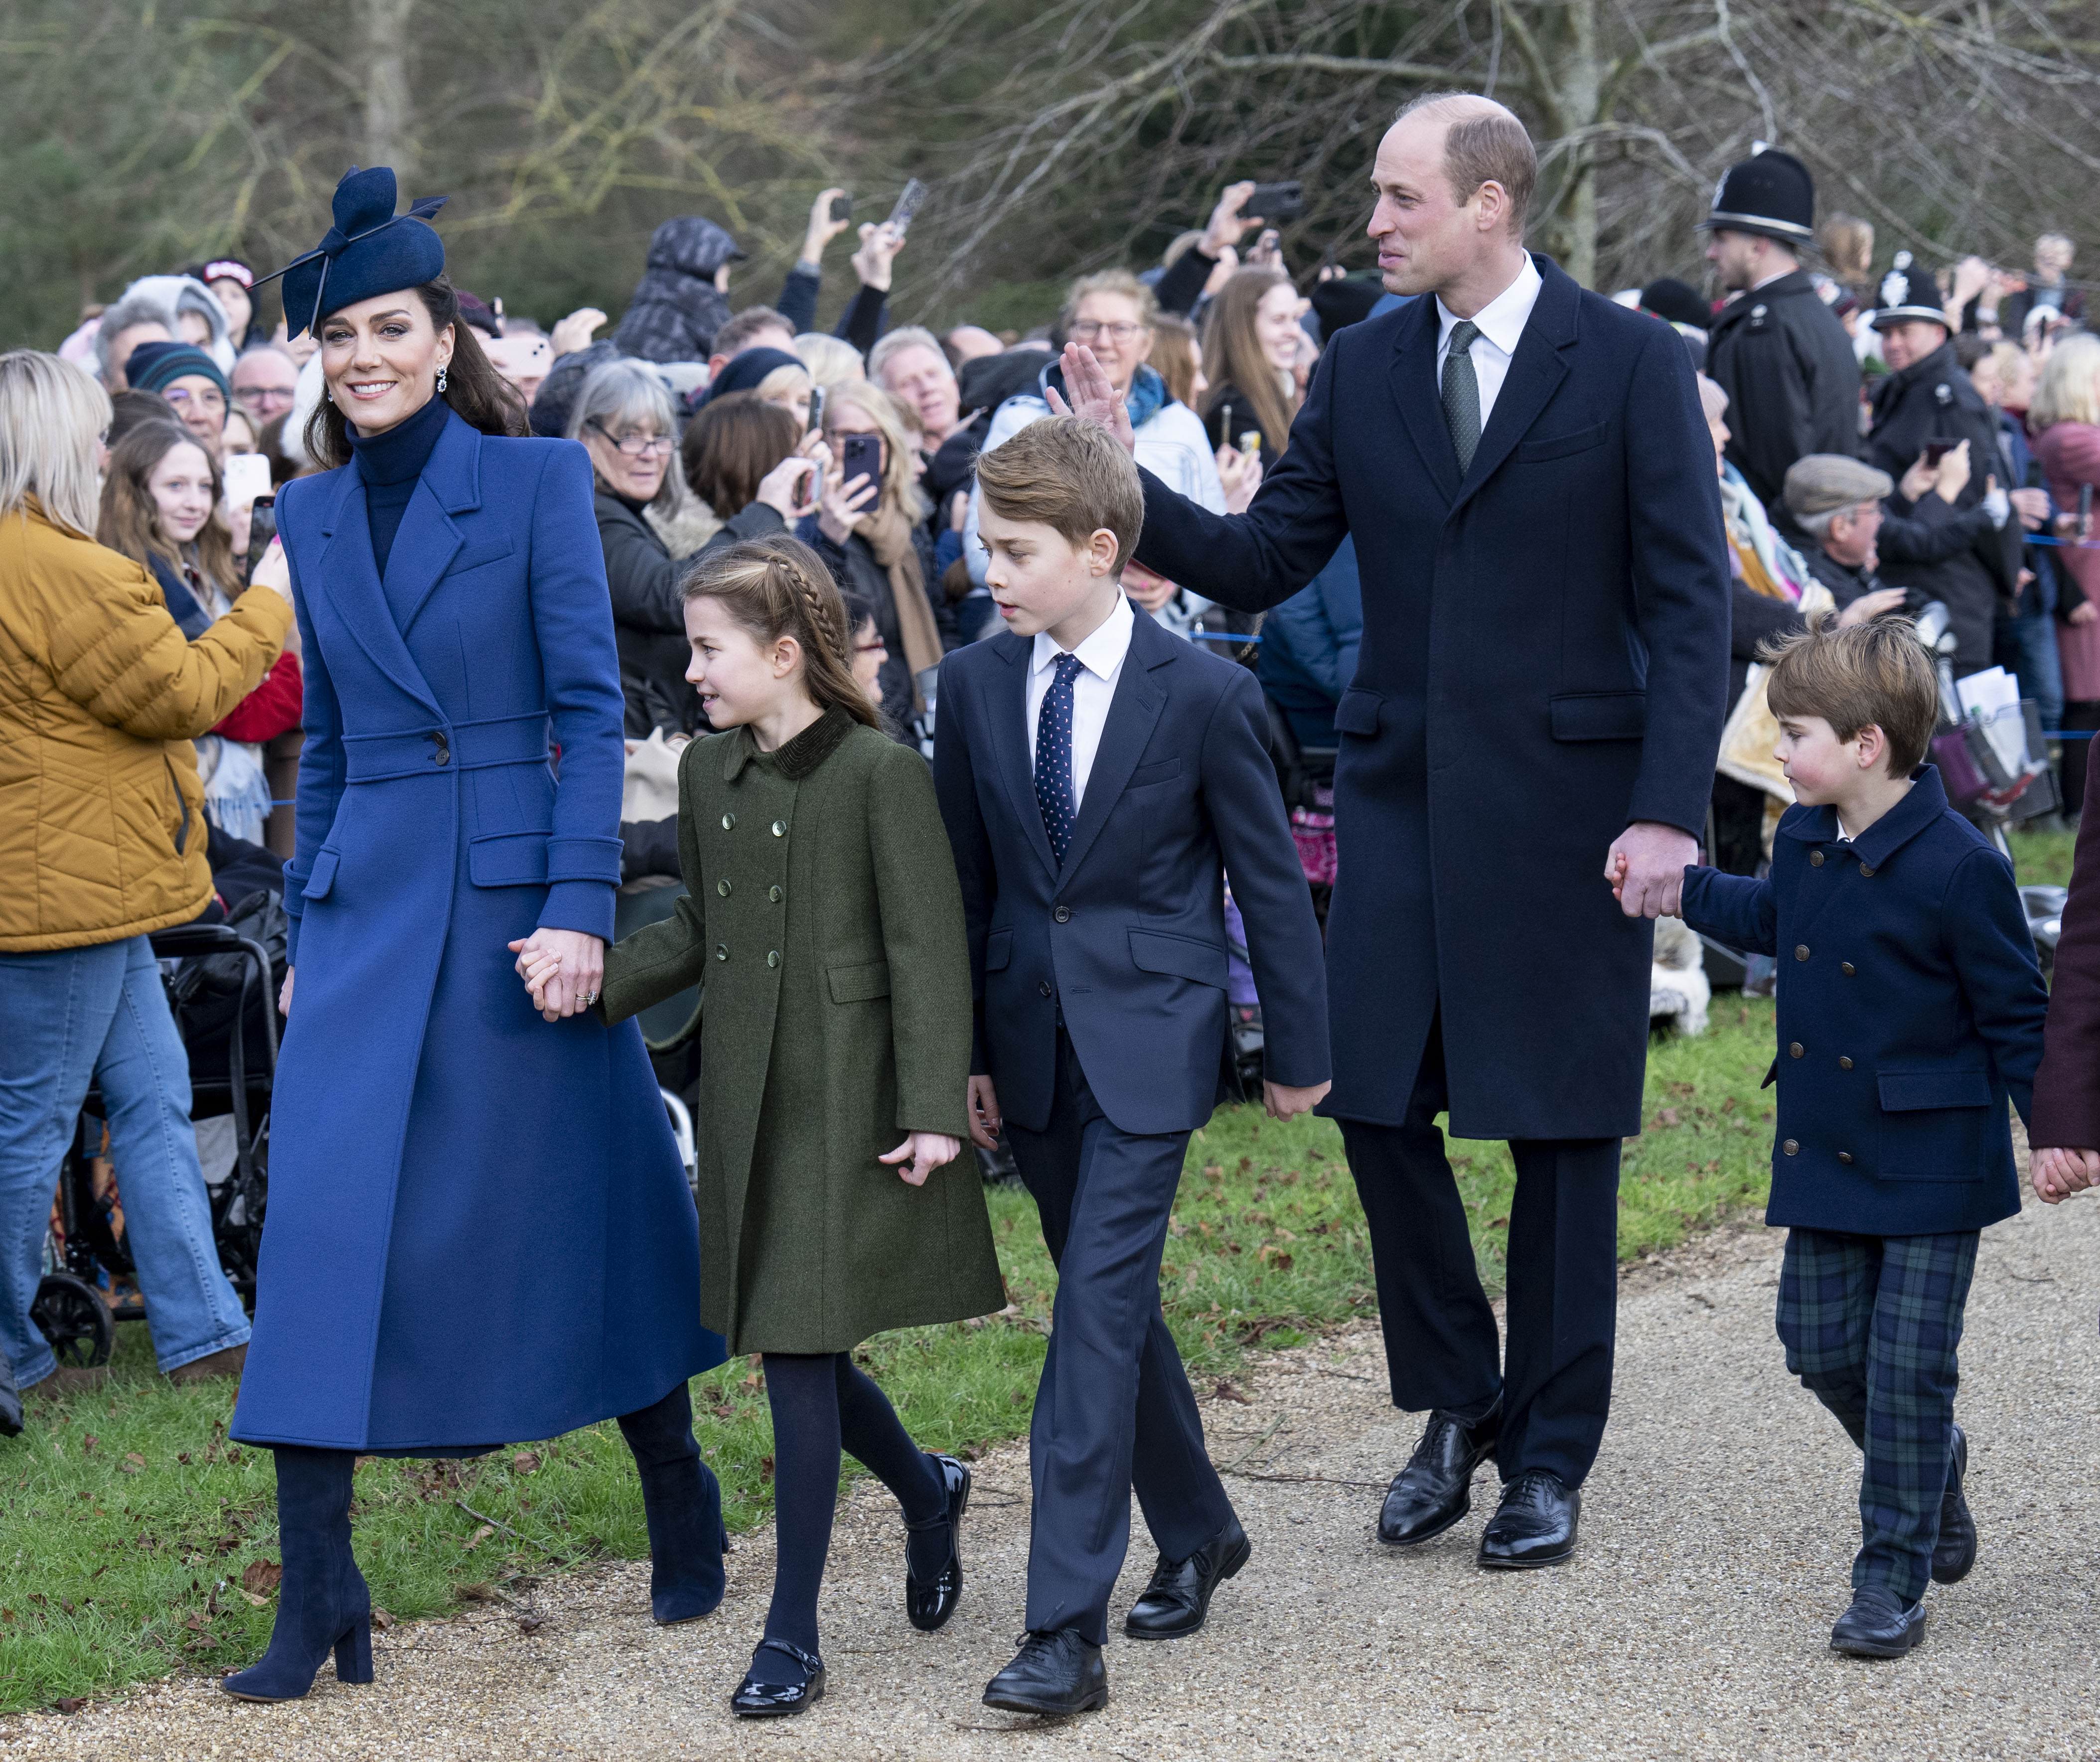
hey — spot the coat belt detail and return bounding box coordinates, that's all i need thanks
[342,712,550,782]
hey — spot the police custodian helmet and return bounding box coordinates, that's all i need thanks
[1872,253,1949,329]
[1698,145,1815,246]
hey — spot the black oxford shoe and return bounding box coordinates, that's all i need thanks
[1830,1589,1927,1658]
[730,1639,826,1718]
[982,1628,1107,1716]
[1931,1425,1976,1585]
[1379,1399,1501,1547]
[1123,1515,1251,1639]
[1477,1468,1580,1569]
[905,1453,971,1632]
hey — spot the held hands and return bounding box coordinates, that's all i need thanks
[1606,823,1698,919]
[1264,1079,1330,1122]
[279,965,295,1016]
[1045,342,1136,453]
[508,928,607,1022]
[882,1132,962,1187]
[2031,1146,2100,1204]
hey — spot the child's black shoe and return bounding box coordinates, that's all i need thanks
[1931,1424,1976,1585]
[1830,1589,1926,1658]
[731,1639,825,1717]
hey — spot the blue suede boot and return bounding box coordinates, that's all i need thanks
[618,1381,727,1624]
[223,1447,372,1701]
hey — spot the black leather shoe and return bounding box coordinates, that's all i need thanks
[1830,1590,1927,1658]
[1123,1516,1250,1639]
[982,1628,1107,1716]
[730,1639,826,1718]
[905,1453,971,1632]
[1477,1468,1579,1570]
[1379,1399,1500,1546]
[1931,1425,1976,1585]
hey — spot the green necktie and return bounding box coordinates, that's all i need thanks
[1442,318,1482,475]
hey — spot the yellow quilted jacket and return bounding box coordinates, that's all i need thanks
[0,503,293,951]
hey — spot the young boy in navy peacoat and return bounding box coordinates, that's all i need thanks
[1662,619,2048,1660]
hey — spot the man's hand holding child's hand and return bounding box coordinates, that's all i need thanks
[2030,1146,2100,1204]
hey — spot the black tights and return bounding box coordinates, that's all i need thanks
[760,1351,945,1659]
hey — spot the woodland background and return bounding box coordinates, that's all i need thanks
[4,0,2099,347]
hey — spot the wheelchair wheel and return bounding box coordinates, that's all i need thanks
[32,1272,114,1369]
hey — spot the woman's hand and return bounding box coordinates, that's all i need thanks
[1934,439,1972,503]
[817,464,879,544]
[1898,450,1937,504]
[1122,562,1178,615]
[279,965,294,1016]
[506,928,606,1022]
[2069,600,2099,627]
[756,454,820,523]
[803,188,852,263]
[881,1131,962,1187]
[250,537,293,602]
[851,221,903,293]
[1836,587,1907,628]
[1200,181,1261,256]
[2031,1146,2100,1203]
[1216,444,1263,514]
[549,308,607,359]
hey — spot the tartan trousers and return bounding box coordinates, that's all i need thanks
[1775,1226,1979,1605]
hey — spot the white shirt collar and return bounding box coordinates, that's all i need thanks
[1033,591,1134,682]
[1435,252,1543,358]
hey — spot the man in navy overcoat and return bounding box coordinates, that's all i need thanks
[1056,94,1729,1565]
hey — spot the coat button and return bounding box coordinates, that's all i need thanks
[1789,1041,1804,1058]
[1053,905,1071,923]
[772,819,787,837]
[1838,1152,1854,1165]
[717,880,732,897]
[1841,962,1855,976]
[715,944,729,961]
[1783,1139,1800,1156]
[767,950,780,968]
[1839,1056,1853,1070]
[769,885,783,903]
[1795,944,1810,961]
[1039,981,1053,999]
[722,813,736,831]
[1859,865,1876,878]
[1809,850,1824,867]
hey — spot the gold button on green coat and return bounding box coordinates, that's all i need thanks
[596,708,1001,1356]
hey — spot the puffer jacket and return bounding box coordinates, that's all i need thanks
[0,503,291,950]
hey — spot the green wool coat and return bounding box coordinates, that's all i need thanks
[599,707,1004,1354]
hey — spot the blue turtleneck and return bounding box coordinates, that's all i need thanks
[348,391,452,584]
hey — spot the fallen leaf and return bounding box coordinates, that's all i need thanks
[710,1404,735,1420]
[371,1608,396,1631]
[240,1560,282,1597]
[1656,1108,1681,1127]
[516,1614,545,1635]
[511,1451,540,1475]
[759,1454,775,1483]
[463,1524,495,1552]
[238,1589,268,1608]
[1269,1252,1295,1272]
[53,1698,87,1715]
[121,1453,144,1474]
[80,1435,97,1454]
[1213,1380,1254,1405]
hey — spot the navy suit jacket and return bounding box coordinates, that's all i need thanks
[1679,767,2047,1236]
[1131,253,1730,1138]
[933,607,1329,1137]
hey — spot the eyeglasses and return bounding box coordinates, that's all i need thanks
[1067,321,1148,343]
[237,387,296,413]
[589,422,674,459]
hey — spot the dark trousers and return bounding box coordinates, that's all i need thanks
[1776,1226,1976,1605]
[1339,1012,1621,1488]
[1004,1029,1235,1643]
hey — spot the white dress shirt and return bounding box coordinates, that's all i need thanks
[1433,252,1544,432]
[1026,592,1135,810]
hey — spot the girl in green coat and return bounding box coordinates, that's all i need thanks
[579,533,1004,1718]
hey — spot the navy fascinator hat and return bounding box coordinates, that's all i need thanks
[260,166,449,340]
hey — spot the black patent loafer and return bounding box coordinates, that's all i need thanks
[982,1628,1107,1716]
[1830,1590,1927,1658]
[1477,1468,1580,1570]
[1379,1399,1501,1547]
[731,1639,826,1718]
[1931,1425,1976,1585]
[905,1452,971,1632]
[1123,1515,1250,1639]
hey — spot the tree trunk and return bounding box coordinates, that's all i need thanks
[357,0,417,184]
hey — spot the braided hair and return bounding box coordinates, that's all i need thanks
[680,533,884,731]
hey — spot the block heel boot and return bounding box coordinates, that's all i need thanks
[223,1447,372,1701]
[618,1381,727,1625]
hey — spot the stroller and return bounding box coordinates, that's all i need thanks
[33,890,282,1371]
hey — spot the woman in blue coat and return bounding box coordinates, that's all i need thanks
[225,167,727,1701]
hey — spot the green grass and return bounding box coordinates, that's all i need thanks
[2010,823,2077,888]
[0,998,1781,1712]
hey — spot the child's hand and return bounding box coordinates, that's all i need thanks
[881,1132,962,1187]
[2031,1145,2100,1204]
[967,1075,1002,1151]
[1608,849,1629,904]
[508,930,605,1023]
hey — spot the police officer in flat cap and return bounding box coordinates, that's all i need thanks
[1701,147,1862,507]
[1863,256,2023,676]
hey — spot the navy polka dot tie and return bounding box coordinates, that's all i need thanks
[1036,652,1084,866]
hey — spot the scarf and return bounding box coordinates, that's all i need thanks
[855,502,943,708]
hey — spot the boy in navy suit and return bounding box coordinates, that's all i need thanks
[934,417,1330,1715]
[1662,619,2047,1659]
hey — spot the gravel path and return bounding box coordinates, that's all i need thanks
[7,1175,2100,1759]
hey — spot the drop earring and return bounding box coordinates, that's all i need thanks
[436,364,450,394]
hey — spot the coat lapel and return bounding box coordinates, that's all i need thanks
[1056,611,1172,884]
[1451,253,1577,514]
[985,631,1058,881]
[385,414,485,635]
[315,467,442,717]
[1387,296,1460,506]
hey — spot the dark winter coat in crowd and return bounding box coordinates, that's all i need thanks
[620,812,682,882]
[529,339,618,440]
[923,349,1058,527]
[1864,340,2022,673]
[1705,270,1862,507]
[1259,535,1362,747]
[798,515,940,732]
[1992,408,2066,618]
[776,267,889,358]
[594,487,786,736]
[612,217,741,364]
[1307,275,1385,344]
[1201,381,1283,470]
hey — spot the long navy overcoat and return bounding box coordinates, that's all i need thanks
[1133,255,1730,1137]
[231,410,724,1452]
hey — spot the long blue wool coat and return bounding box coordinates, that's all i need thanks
[231,411,724,1452]
[1678,765,2048,1236]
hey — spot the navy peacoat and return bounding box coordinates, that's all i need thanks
[232,410,723,1453]
[1130,255,1730,1137]
[1678,767,2048,1235]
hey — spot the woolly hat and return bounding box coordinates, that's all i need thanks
[268,166,448,340]
[1783,453,1895,518]
[124,340,230,400]
[700,346,804,406]
[1640,278,1712,331]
